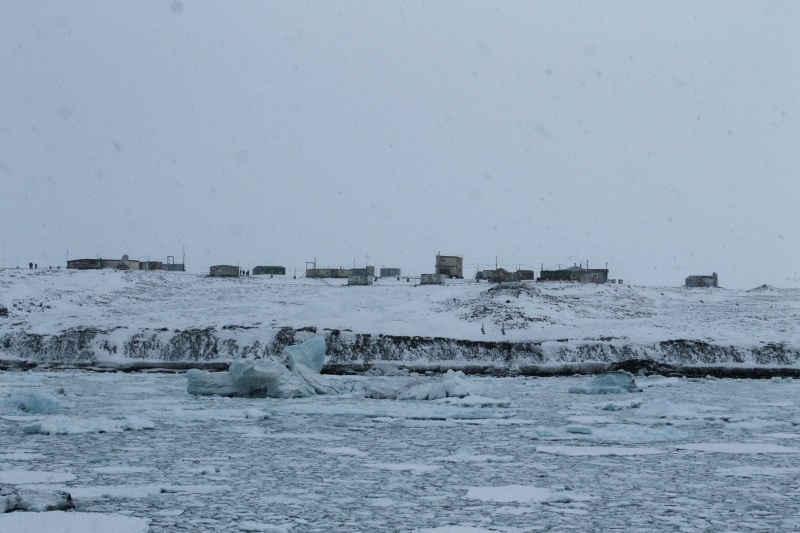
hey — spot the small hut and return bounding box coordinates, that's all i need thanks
[210,265,240,278]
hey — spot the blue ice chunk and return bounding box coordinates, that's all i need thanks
[5,392,60,414]
[284,335,326,373]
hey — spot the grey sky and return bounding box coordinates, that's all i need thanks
[1,1,798,288]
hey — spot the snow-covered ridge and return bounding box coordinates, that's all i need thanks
[1,269,798,369]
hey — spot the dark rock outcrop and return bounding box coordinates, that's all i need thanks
[1,326,798,377]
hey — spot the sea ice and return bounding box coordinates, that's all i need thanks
[187,336,333,398]
[568,371,641,394]
[285,334,326,373]
[412,525,497,533]
[0,469,77,484]
[189,339,488,403]
[0,485,74,512]
[320,447,369,457]
[597,399,642,411]
[637,399,726,419]
[432,452,515,463]
[0,510,150,532]
[465,484,591,504]
[364,462,441,473]
[536,445,664,456]
[677,443,800,454]
[715,465,800,477]
[0,451,46,461]
[413,525,497,533]
[524,423,685,443]
[365,370,485,401]
[3,391,59,414]
[22,415,154,435]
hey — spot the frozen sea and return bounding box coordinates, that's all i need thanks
[2,370,800,532]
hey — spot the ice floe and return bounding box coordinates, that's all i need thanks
[716,465,800,477]
[22,415,154,435]
[188,336,491,404]
[0,511,150,532]
[466,484,592,504]
[320,447,368,457]
[3,391,60,414]
[431,452,515,463]
[567,371,641,394]
[0,469,76,484]
[637,399,726,419]
[365,370,485,401]
[364,462,441,473]
[677,443,800,453]
[1,484,74,512]
[525,423,686,443]
[536,445,664,456]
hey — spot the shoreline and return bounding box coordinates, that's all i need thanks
[2,357,799,379]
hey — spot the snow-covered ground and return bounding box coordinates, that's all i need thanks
[1,269,798,366]
[2,369,799,531]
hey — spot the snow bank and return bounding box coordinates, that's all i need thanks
[568,371,641,394]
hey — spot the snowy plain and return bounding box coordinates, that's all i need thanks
[2,369,800,532]
[1,268,798,367]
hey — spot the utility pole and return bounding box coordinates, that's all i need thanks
[2,240,5,269]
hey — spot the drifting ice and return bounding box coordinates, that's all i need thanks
[4,392,60,414]
[187,336,484,401]
[568,371,641,394]
[365,370,483,400]
[187,336,336,398]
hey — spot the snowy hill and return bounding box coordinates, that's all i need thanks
[1,269,798,369]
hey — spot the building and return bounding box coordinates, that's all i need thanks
[435,254,463,279]
[420,273,446,285]
[164,256,186,272]
[67,255,172,272]
[210,265,240,277]
[253,266,286,276]
[347,273,374,285]
[66,259,103,270]
[306,265,375,279]
[307,268,350,278]
[477,268,535,283]
[539,264,609,284]
[685,273,718,288]
[380,268,401,278]
[140,261,163,271]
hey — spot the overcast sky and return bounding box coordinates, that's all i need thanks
[1,1,798,288]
